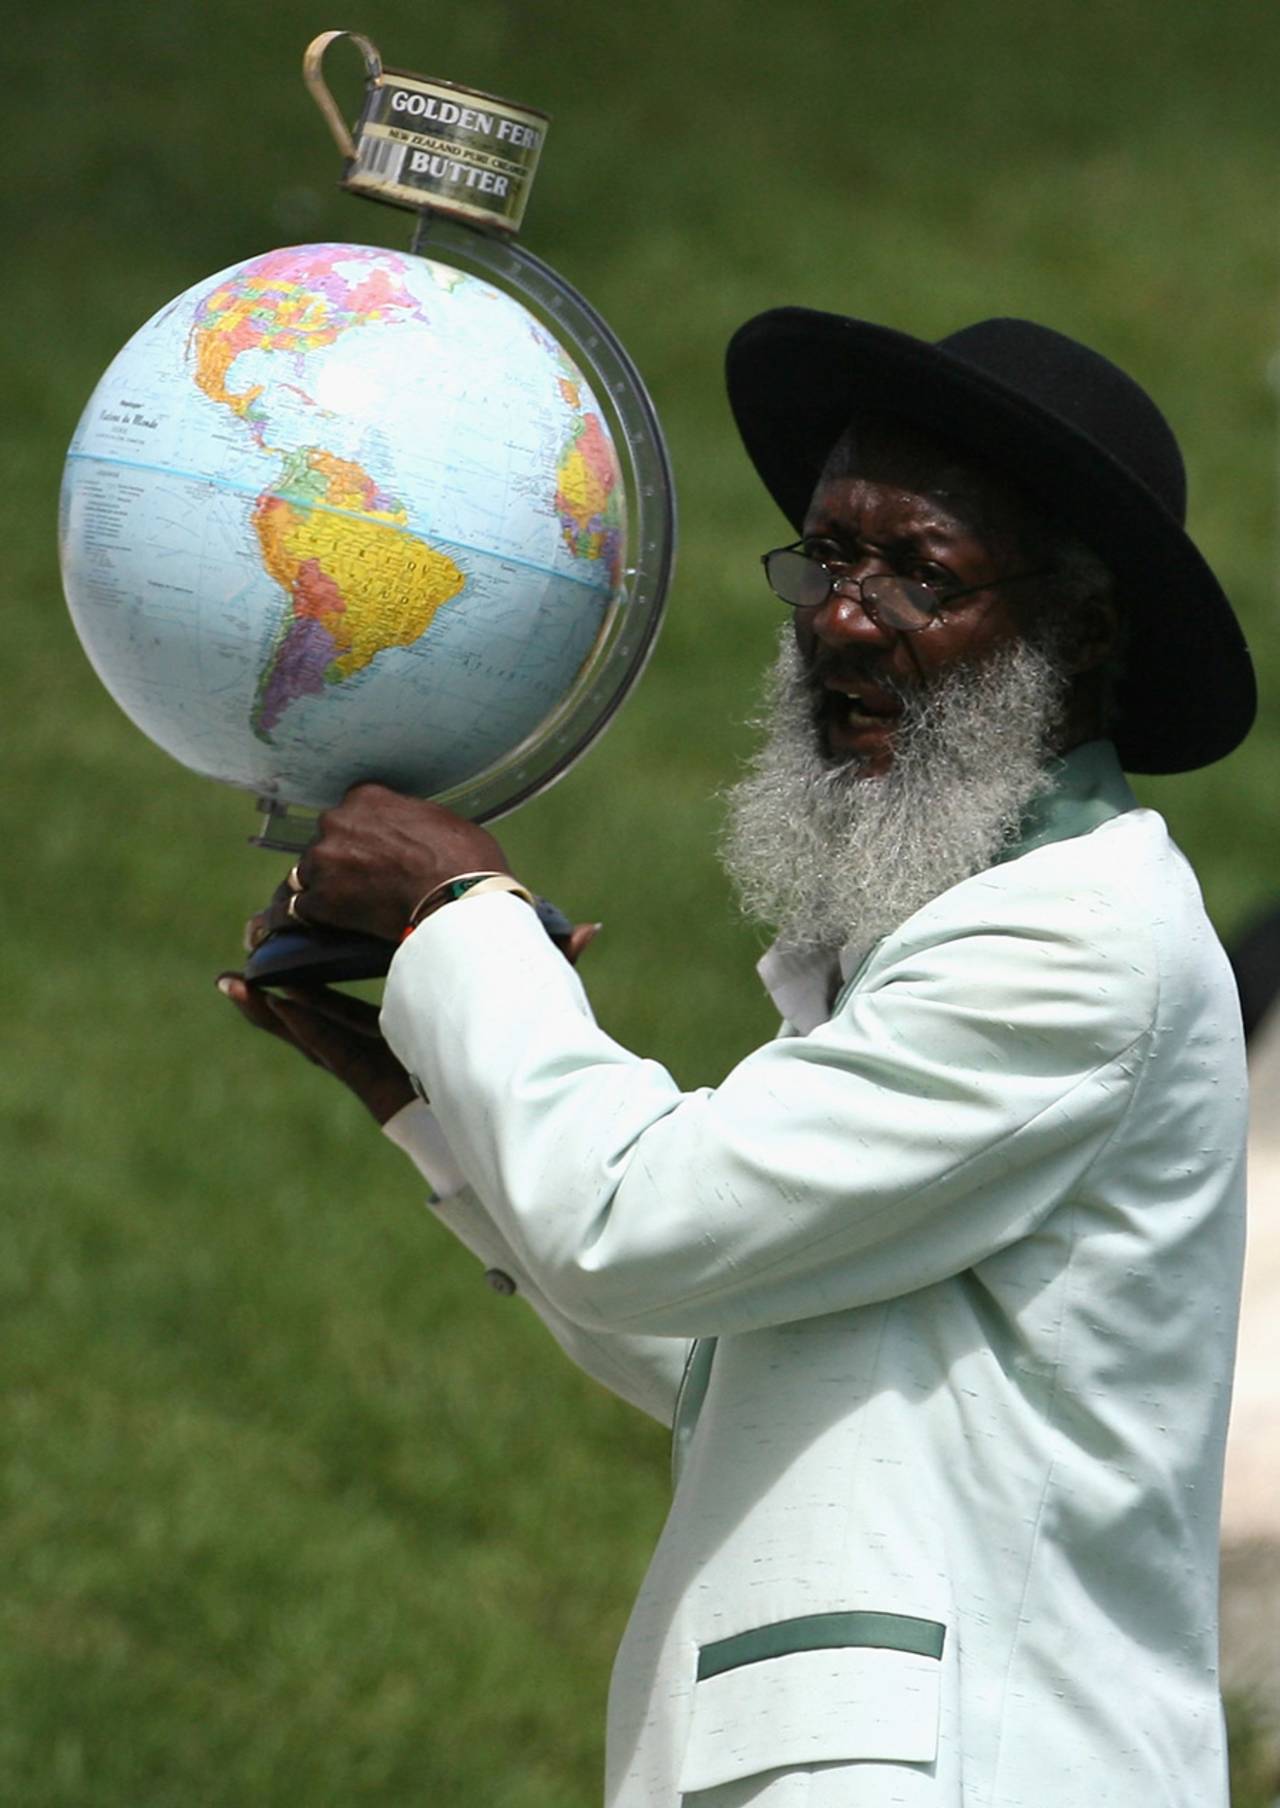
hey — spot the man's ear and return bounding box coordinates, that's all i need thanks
[1057,595,1122,675]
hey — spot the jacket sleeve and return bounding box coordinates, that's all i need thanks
[380,865,1158,1340]
[383,1100,689,1427]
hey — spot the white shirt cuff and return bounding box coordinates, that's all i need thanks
[381,1098,467,1200]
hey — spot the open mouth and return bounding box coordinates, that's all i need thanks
[819,680,901,723]
[828,687,899,720]
[812,679,905,760]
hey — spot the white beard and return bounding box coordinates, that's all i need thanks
[720,633,1066,959]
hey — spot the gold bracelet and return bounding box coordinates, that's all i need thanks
[404,871,535,935]
[457,875,537,908]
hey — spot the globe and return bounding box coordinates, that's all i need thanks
[59,240,662,836]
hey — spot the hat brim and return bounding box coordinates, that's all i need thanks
[726,308,1255,774]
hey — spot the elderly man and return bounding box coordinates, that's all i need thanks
[222,312,1255,1807]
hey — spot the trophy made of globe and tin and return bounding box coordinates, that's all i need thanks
[58,30,676,983]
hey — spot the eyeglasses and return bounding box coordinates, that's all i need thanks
[760,542,1048,633]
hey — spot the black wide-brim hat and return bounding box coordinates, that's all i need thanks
[726,309,1255,773]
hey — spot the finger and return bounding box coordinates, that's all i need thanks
[244,867,312,949]
[216,972,328,1065]
[266,993,394,1078]
[245,842,327,947]
[229,974,375,1051]
[246,888,325,950]
[564,923,603,967]
[218,971,287,1033]
[263,994,351,1070]
[274,984,385,1039]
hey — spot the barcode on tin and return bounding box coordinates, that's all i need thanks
[356,136,405,181]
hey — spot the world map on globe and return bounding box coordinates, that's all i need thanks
[59,241,627,815]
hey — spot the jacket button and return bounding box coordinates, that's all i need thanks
[484,1268,518,1296]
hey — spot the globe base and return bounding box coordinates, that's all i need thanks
[244,926,396,987]
[244,893,575,989]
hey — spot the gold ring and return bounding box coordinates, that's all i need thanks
[286,863,305,894]
[286,890,306,924]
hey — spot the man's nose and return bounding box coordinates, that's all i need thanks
[805,578,893,648]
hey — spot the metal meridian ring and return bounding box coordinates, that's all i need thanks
[399,218,676,827]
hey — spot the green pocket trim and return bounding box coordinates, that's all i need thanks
[697,1610,946,1680]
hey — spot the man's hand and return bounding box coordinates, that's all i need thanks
[252,783,512,946]
[220,919,601,1124]
[217,975,416,1125]
[227,781,599,1119]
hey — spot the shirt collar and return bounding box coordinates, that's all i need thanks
[757,740,1137,1032]
[993,737,1136,865]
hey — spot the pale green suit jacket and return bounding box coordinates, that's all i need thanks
[381,742,1246,1807]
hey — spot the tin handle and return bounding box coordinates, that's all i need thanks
[302,29,384,160]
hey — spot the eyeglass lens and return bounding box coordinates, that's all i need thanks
[763,549,938,632]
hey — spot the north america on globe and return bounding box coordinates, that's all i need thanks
[59,242,628,813]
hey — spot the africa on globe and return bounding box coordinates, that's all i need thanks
[59,242,630,822]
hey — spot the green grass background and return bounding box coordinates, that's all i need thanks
[5,1,1278,1801]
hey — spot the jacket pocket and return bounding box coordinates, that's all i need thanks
[678,1611,944,1794]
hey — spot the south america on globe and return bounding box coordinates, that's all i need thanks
[59,242,627,817]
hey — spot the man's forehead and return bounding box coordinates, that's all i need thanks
[809,416,1041,539]
[821,415,994,488]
